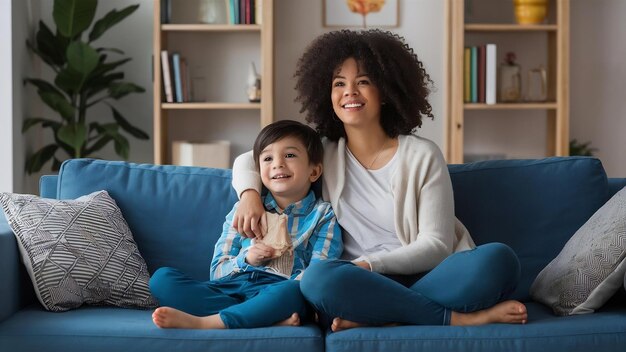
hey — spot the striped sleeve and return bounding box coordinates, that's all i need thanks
[309,205,343,263]
[210,204,248,280]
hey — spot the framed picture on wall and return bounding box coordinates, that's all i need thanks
[323,0,398,28]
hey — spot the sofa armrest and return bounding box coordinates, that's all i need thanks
[608,178,626,198]
[0,216,23,323]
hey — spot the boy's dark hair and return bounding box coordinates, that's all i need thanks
[253,120,323,169]
[294,29,434,141]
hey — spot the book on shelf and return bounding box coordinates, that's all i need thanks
[470,46,477,103]
[160,0,171,24]
[180,58,190,102]
[255,0,263,25]
[478,45,486,103]
[485,44,497,105]
[172,53,183,103]
[160,50,174,103]
[463,47,470,103]
[226,0,260,25]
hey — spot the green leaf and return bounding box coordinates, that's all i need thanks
[57,124,87,157]
[55,66,85,94]
[109,82,145,99]
[85,135,113,155]
[35,21,65,67]
[23,117,62,133]
[24,78,66,97]
[113,133,130,159]
[67,41,99,75]
[39,91,75,121]
[53,0,97,38]
[96,47,125,55]
[110,106,149,140]
[88,5,139,42]
[25,144,58,174]
[85,72,125,98]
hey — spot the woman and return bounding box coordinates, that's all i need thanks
[232,29,527,331]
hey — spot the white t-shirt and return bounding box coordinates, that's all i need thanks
[338,148,401,259]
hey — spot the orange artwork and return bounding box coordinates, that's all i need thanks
[324,0,397,28]
[346,0,386,27]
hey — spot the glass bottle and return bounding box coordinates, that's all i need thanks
[198,0,226,24]
[498,52,522,102]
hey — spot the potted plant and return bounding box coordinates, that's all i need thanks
[24,0,149,174]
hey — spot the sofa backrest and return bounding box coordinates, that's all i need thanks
[448,157,609,301]
[48,157,611,301]
[55,159,237,281]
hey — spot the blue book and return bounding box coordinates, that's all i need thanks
[172,53,183,103]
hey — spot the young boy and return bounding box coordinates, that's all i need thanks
[149,120,343,329]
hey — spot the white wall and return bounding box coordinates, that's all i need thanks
[570,0,626,177]
[0,0,13,193]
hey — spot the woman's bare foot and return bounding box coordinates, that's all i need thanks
[275,313,301,327]
[152,307,225,329]
[331,317,368,332]
[451,300,528,326]
[331,318,400,332]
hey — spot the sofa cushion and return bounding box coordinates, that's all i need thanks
[56,159,238,280]
[0,305,323,352]
[448,157,609,301]
[0,191,157,311]
[530,187,626,315]
[324,302,626,352]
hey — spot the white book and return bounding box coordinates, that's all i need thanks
[485,44,497,105]
[160,50,174,103]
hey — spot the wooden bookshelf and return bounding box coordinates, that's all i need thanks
[446,0,569,163]
[153,0,274,165]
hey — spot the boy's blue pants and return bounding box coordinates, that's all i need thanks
[150,268,308,328]
[300,242,521,327]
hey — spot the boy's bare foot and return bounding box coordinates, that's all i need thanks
[276,313,301,326]
[152,307,226,329]
[451,300,528,326]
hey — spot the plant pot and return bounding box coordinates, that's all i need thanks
[514,0,548,25]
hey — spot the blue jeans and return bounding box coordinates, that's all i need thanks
[300,243,520,327]
[149,268,309,329]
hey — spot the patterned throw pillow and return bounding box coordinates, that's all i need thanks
[530,187,626,315]
[0,190,157,312]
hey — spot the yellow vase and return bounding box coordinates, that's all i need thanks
[514,0,548,25]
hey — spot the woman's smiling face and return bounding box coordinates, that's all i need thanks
[331,57,382,131]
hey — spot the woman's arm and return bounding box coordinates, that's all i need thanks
[232,151,267,238]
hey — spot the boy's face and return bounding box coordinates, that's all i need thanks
[259,136,322,208]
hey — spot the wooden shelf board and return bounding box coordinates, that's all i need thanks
[465,24,558,32]
[464,102,558,110]
[161,24,262,32]
[162,102,262,110]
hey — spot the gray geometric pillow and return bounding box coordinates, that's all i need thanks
[530,187,626,315]
[0,190,157,312]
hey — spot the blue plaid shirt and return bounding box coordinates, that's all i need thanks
[211,190,343,280]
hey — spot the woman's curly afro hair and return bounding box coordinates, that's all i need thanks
[294,29,434,141]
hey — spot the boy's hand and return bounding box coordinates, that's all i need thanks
[353,261,372,271]
[245,242,275,266]
[233,190,268,239]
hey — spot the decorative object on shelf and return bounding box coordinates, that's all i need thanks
[246,62,262,103]
[24,0,149,174]
[172,140,231,168]
[569,139,597,157]
[198,0,227,24]
[514,0,548,25]
[525,66,547,102]
[324,0,397,28]
[498,52,522,102]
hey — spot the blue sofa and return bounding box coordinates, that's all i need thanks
[1,157,625,352]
